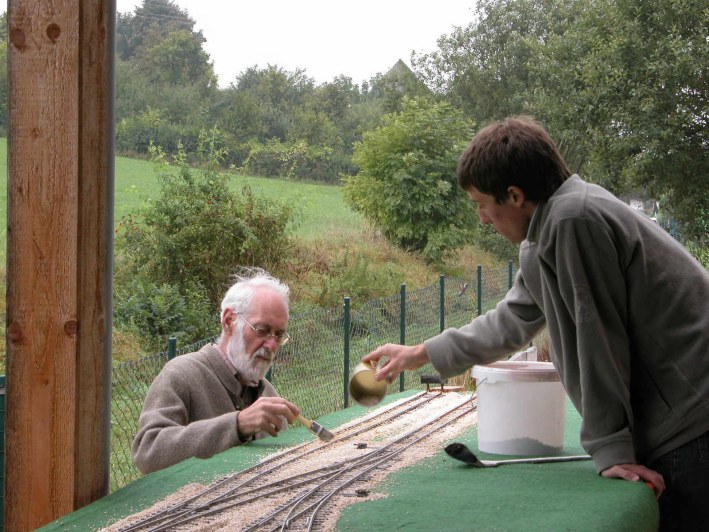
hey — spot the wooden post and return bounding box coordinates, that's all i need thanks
[5,1,114,529]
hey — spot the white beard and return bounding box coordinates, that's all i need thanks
[227,327,274,384]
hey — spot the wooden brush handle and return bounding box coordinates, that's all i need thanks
[295,413,312,428]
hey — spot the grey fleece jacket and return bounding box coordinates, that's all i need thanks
[425,175,709,473]
[132,344,283,474]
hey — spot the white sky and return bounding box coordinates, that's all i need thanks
[116,0,477,87]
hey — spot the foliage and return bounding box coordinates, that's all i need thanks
[116,106,183,154]
[412,0,570,123]
[115,130,298,308]
[529,0,709,240]
[117,5,409,182]
[238,138,350,183]
[343,97,477,263]
[475,224,520,264]
[134,29,216,90]
[311,252,404,309]
[226,65,315,142]
[0,133,507,366]
[213,66,367,178]
[117,0,204,61]
[412,0,708,239]
[113,277,217,352]
[686,242,709,270]
[117,1,216,99]
[1,0,705,211]
[239,138,316,179]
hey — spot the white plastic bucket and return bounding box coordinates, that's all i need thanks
[472,360,567,456]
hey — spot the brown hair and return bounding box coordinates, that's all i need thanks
[456,116,571,203]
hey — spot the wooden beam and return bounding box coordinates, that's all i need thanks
[75,0,114,509]
[5,1,114,529]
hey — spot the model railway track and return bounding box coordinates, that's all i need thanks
[113,391,476,532]
[116,391,434,532]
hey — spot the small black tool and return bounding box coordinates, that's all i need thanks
[420,374,446,393]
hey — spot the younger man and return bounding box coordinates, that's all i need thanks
[364,117,709,531]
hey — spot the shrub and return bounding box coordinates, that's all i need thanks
[343,97,478,264]
[239,138,344,183]
[314,252,403,308]
[116,107,182,155]
[116,131,298,311]
[475,224,520,263]
[113,277,217,352]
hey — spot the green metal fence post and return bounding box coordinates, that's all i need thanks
[343,297,351,409]
[168,336,177,360]
[508,260,514,289]
[439,274,445,333]
[477,265,483,316]
[399,283,406,392]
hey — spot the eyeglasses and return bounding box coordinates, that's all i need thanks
[237,313,290,346]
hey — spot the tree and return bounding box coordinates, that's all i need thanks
[529,0,708,240]
[135,29,217,91]
[224,65,315,142]
[117,0,203,61]
[215,66,351,179]
[412,0,708,241]
[115,0,218,157]
[344,98,477,263]
[313,76,361,123]
[412,0,570,123]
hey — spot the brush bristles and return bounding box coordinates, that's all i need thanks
[311,422,335,442]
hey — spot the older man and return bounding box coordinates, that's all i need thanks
[132,268,299,474]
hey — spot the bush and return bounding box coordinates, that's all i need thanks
[116,107,182,155]
[343,97,478,264]
[116,131,298,310]
[313,252,404,308]
[239,138,346,183]
[475,224,520,263]
[113,277,217,352]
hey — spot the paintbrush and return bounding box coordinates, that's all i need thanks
[295,413,335,442]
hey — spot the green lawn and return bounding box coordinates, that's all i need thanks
[1,141,365,264]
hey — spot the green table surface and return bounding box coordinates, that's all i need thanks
[42,390,658,531]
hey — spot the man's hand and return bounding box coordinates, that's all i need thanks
[601,463,666,499]
[237,397,299,439]
[363,343,430,384]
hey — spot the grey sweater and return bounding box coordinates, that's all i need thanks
[425,176,709,472]
[132,344,282,474]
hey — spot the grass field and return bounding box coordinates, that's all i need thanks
[0,140,366,265]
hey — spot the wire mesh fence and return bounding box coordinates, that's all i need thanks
[109,264,516,491]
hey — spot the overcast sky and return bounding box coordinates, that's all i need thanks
[116,0,477,87]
